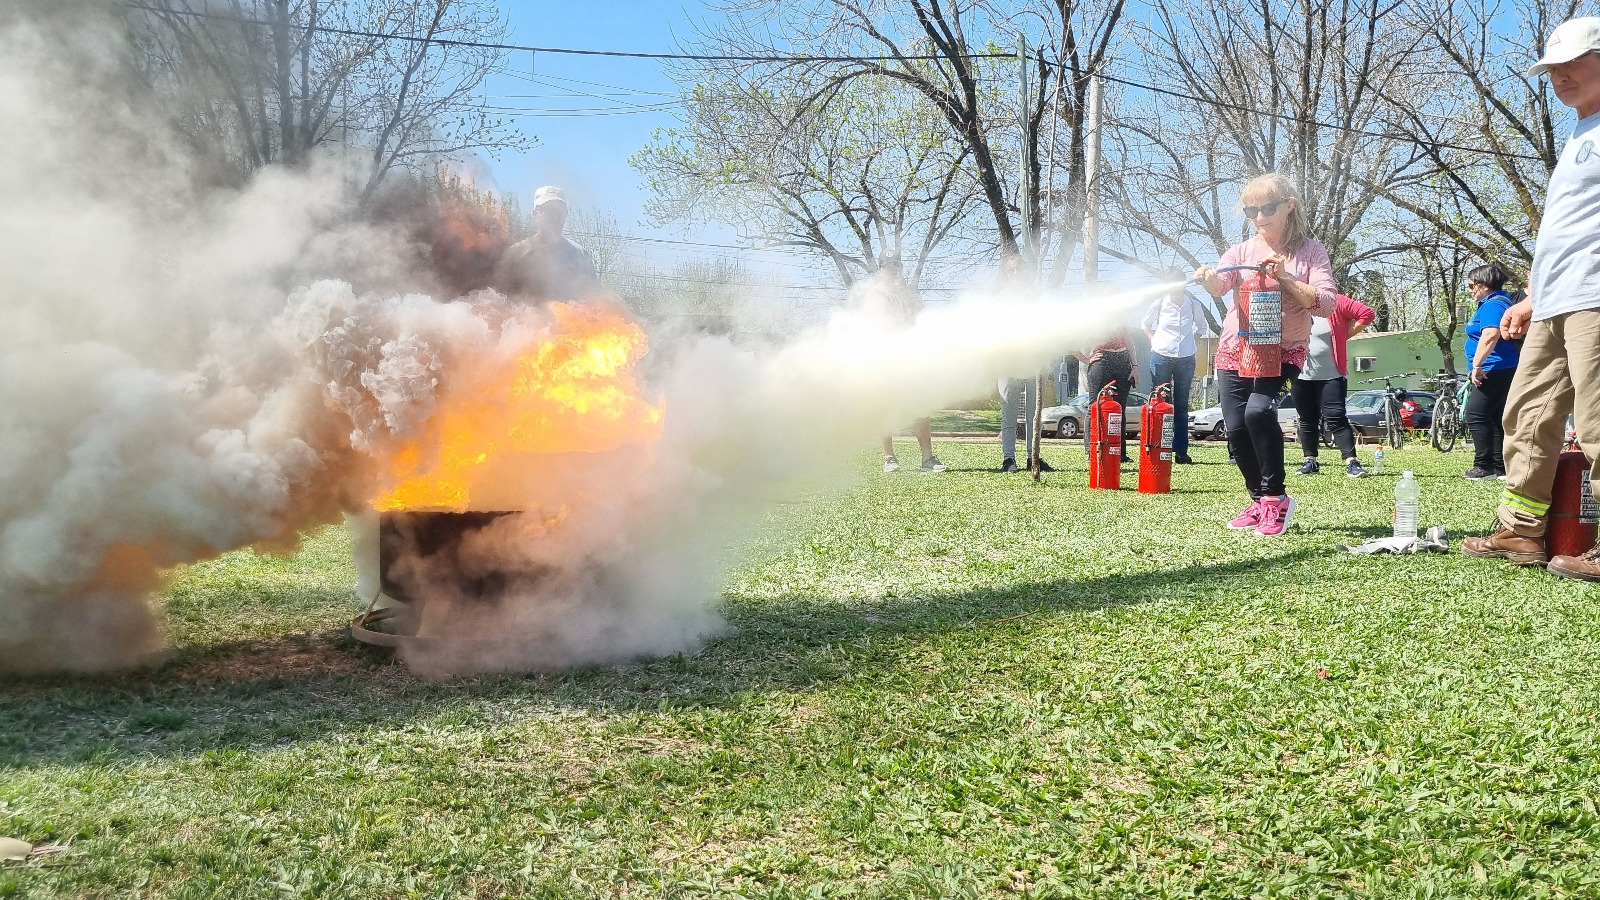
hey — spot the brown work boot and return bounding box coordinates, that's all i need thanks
[1548,544,1600,582]
[1462,526,1548,566]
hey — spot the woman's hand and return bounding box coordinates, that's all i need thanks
[1194,265,1225,298]
[1471,366,1487,387]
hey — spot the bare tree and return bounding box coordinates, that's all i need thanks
[130,0,532,198]
[634,71,982,288]
[1367,0,1579,271]
[688,0,1127,280]
[1106,0,1429,322]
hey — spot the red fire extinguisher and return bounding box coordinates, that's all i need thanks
[1237,267,1282,378]
[1548,451,1599,558]
[1088,382,1123,490]
[1139,382,1176,494]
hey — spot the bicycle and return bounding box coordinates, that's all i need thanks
[1421,373,1466,452]
[1358,374,1415,450]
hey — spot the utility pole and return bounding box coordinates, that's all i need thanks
[1083,70,1103,288]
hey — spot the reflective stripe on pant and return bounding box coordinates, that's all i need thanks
[1498,309,1600,537]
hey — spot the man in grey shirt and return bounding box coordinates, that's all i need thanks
[492,186,598,303]
[1465,17,1600,580]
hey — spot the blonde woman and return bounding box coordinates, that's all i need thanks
[1195,174,1338,537]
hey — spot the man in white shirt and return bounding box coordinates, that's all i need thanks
[1464,17,1600,581]
[1141,284,1204,464]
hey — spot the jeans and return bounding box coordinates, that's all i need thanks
[1085,351,1133,459]
[1219,364,1299,499]
[1465,368,1514,474]
[1498,310,1600,537]
[1291,376,1356,461]
[1148,353,1195,457]
[999,376,1037,462]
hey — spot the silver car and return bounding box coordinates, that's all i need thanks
[1188,394,1298,441]
[1032,391,1149,439]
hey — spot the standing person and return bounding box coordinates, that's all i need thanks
[491,186,598,302]
[1464,18,1600,580]
[1142,283,1201,465]
[864,257,946,474]
[1195,173,1338,537]
[998,377,1044,473]
[1461,263,1520,480]
[1291,293,1376,478]
[1078,329,1138,463]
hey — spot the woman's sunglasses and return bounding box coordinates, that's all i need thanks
[1242,201,1283,219]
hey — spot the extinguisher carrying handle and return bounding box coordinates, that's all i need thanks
[1096,380,1119,399]
[1154,381,1174,401]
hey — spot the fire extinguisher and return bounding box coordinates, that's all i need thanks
[1548,450,1599,558]
[1139,382,1176,494]
[1237,266,1283,378]
[1088,382,1123,490]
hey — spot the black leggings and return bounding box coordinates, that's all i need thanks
[1219,365,1299,499]
[1466,368,1514,473]
[1291,376,1357,461]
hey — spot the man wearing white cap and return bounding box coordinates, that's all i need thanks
[492,185,597,302]
[1464,17,1600,581]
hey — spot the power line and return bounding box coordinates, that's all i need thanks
[125,3,1014,63]
[1093,70,1546,164]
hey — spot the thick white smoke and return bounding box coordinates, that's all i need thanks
[0,3,1153,677]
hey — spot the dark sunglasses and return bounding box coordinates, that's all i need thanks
[1242,200,1284,219]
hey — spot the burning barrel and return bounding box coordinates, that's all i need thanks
[352,509,527,647]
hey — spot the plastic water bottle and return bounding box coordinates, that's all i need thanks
[1373,448,1385,475]
[1394,470,1420,538]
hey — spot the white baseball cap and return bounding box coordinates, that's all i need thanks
[1528,16,1600,77]
[532,185,567,209]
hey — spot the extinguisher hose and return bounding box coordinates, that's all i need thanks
[1184,264,1264,287]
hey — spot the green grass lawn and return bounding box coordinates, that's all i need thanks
[5,441,1600,898]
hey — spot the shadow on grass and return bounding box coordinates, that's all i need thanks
[0,548,1321,767]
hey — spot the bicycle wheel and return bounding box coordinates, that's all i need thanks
[1431,403,1457,452]
[1386,402,1406,450]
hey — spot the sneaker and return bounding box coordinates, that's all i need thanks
[1227,499,1264,530]
[1462,526,1547,566]
[883,456,900,473]
[1295,459,1320,476]
[1000,457,1019,473]
[1463,467,1495,480]
[1549,543,1600,582]
[1174,453,1195,465]
[1345,459,1369,478]
[1254,496,1297,537]
[1027,457,1056,473]
[920,457,947,473]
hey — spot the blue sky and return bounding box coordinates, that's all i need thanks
[481,1,716,232]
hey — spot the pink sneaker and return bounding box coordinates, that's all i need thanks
[1254,496,1297,537]
[1227,499,1264,530]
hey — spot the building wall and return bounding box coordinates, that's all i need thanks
[1345,330,1469,390]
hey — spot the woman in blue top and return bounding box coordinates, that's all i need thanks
[1462,263,1521,479]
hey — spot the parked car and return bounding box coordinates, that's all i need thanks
[1188,394,1298,441]
[1344,389,1435,439]
[1029,390,1149,439]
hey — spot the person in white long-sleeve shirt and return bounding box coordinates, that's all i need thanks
[1141,284,1204,465]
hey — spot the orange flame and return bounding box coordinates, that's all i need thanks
[376,302,662,511]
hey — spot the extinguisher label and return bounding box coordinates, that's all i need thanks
[1244,290,1283,344]
[1160,451,1172,461]
[1582,472,1599,524]
[1108,413,1122,438]
[1160,414,1174,450]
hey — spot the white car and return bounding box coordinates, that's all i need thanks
[1188,396,1298,441]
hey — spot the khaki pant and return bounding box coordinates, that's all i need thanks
[1498,309,1600,537]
